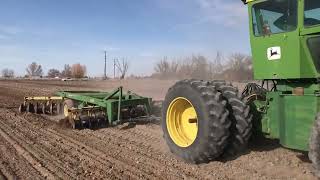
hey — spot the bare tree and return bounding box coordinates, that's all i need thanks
[177,55,209,80]
[227,53,249,71]
[154,57,179,79]
[211,51,224,76]
[190,55,209,79]
[47,69,60,78]
[152,53,253,81]
[224,53,253,80]
[71,63,86,78]
[26,62,43,77]
[1,68,14,78]
[61,64,72,78]
[115,58,129,79]
[154,57,170,75]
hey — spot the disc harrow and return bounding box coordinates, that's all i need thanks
[19,87,152,129]
[19,96,63,115]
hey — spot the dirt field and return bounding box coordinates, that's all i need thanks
[0,79,317,180]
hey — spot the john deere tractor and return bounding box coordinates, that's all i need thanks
[162,0,320,176]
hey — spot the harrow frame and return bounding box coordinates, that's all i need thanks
[20,86,152,127]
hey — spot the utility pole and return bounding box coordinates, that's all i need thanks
[113,58,116,79]
[104,51,107,80]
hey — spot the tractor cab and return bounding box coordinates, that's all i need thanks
[161,0,320,177]
[245,0,320,80]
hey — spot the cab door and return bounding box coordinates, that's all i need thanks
[249,0,300,80]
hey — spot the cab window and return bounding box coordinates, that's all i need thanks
[252,0,297,36]
[308,37,320,72]
[305,0,320,27]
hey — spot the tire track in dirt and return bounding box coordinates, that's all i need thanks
[0,122,55,179]
[53,123,207,179]
[0,134,43,180]
[0,111,124,179]
[0,114,78,179]
[0,170,6,180]
[46,129,156,179]
[0,80,318,179]
[25,115,151,179]
[0,84,225,179]
[76,130,196,179]
[2,110,153,179]
[0,144,17,179]
[11,109,194,179]
[3,100,182,179]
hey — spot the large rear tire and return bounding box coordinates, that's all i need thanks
[309,113,320,177]
[210,80,252,155]
[162,79,231,163]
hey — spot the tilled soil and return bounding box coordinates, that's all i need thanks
[0,79,317,180]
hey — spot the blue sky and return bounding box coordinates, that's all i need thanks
[0,0,251,77]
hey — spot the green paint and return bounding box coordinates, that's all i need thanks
[252,82,319,151]
[244,0,320,151]
[55,87,152,125]
[247,0,320,79]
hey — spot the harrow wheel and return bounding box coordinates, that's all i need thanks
[26,103,34,113]
[34,103,39,114]
[162,79,230,163]
[49,103,54,115]
[67,114,82,129]
[19,104,25,113]
[63,99,76,117]
[57,103,62,115]
[97,116,107,128]
[41,103,46,114]
[68,117,76,129]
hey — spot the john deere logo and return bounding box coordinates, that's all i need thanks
[267,47,281,60]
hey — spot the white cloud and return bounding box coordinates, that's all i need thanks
[169,0,248,31]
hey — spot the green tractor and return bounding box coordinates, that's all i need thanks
[162,0,320,176]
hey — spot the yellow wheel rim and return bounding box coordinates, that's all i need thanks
[166,97,198,147]
[63,104,69,117]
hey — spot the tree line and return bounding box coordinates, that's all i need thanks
[1,62,87,78]
[1,53,252,81]
[152,52,253,81]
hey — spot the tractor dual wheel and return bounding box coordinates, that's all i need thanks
[210,80,252,155]
[162,79,231,163]
[309,113,320,177]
